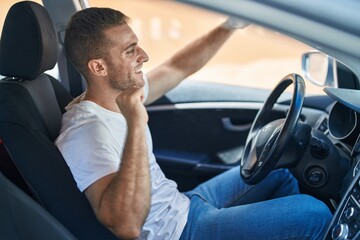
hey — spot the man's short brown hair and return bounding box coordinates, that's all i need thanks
[64,7,129,78]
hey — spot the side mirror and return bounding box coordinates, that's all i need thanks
[302,51,337,87]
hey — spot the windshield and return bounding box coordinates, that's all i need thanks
[88,0,324,95]
[1,0,325,95]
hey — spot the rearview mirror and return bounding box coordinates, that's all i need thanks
[302,51,337,87]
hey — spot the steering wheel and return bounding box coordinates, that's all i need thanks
[240,74,305,185]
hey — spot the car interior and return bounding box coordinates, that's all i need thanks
[0,1,360,240]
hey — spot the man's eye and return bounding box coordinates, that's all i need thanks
[127,49,135,54]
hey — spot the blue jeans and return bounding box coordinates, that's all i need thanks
[180,167,332,240]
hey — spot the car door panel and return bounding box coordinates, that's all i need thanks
[148,81,276,190]
[150,107,260,189]
[148,80,329,191]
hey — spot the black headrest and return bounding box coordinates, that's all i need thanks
[0,1,57,80]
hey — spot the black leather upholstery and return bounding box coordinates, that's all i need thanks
[0,1,71,140]
[0,1,57,80]
[0,172,76,240]
[0,1,118,239]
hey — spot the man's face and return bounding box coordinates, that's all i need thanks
[103,24,149,91]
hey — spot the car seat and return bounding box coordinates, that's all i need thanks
[0,1,118,239]
[0,172,76,239]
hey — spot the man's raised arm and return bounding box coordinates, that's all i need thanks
[145,17,250,105]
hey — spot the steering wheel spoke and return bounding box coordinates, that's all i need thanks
[241,131,260,175]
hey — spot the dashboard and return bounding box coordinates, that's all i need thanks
[322,88,360,239]
[325,164,360,239]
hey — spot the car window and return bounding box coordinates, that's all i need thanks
[0,0,325,95]
[89,0,324,95]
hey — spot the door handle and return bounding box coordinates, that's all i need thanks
[221,117,252,132]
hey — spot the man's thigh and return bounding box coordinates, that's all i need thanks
[186,167,299,208]
[180,194,332,240]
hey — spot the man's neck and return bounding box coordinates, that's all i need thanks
[83,88,121,113]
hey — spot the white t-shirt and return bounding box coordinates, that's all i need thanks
[55,80,190,239]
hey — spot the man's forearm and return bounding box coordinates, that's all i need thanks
[166,23,235,79]
[145,21,238,105]
[97,124,150,238]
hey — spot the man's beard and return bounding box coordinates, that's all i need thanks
[107,65,144,91]
[109,73,137,90]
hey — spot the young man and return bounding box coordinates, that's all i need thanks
[55,7,332,240]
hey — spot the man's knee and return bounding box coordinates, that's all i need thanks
[292,194,332,230]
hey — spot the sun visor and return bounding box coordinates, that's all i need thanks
[324,87,360,113]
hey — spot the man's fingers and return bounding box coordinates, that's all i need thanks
[116,87,145,108]
[223,17,250,30]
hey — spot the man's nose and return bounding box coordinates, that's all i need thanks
[138,47,149,63]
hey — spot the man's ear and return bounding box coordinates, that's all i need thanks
[87,59,107,77]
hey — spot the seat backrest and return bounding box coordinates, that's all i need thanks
[0,0,73,141]
[0,2,117,239]
[0,172,77,240]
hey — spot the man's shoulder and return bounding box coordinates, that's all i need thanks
[57,102,107,140]
[66,100,121,122]
[61,101,99,126]
[57,101,126,142]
